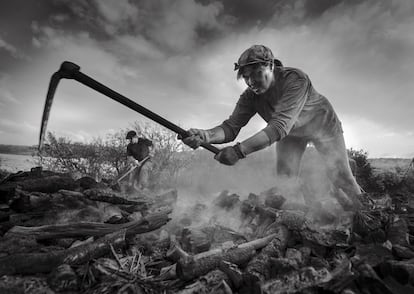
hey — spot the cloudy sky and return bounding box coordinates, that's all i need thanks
[0,0,413,158]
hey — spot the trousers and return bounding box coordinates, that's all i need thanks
[276,133,361,208]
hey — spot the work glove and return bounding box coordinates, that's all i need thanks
[180,128,210,149]
[214,143,246,166]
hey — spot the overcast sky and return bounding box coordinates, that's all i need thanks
[0,0,413,158]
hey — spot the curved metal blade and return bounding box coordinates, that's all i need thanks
[38,72,62,151]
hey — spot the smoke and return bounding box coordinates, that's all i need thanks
[167,143,347,233]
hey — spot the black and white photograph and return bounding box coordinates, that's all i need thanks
[0,0,414,293]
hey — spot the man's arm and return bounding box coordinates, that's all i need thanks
[127,155,138,166]
[262,71,309,144]
[239,130,271,156]
[182,91,256,149]
[204,126,226,143]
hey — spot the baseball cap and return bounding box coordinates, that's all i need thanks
[126,130,137,139]
[234,45,274,71]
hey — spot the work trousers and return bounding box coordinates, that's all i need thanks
[276,133,361,208]
[129,160,152,190]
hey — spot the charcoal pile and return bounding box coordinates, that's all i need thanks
[1,167,414,293]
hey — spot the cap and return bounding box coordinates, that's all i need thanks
[126,130,137,139]
[234,45,274,71]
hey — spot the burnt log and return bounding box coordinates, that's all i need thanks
[166,242,191,262]
[0,230,126,275]
[6,210,171,240]
[264,193,286,210]
[213,190,241,210]
[0,175,77,203]
[83,188,148,205]
[219,261,243,289]
[176,233,278,281]
[241,225,290,293]
[202,224,248,247]
[0,275,53,294]
[392,244,414,259]
[353,262,394,294]
[354,243,393,268]
[47,264,79,292]
[181,227,211,254]
[386,215,409,246]
[352,210,388,242]
[322,258,355,293]
[261,266,332,294]
[177,269,232,294]
[0,234,40,255]
[379,258,414,286]
[6,188,98,218]
[268,248,304,278]
[254,205,310,231]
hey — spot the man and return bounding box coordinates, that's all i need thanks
[181,45,362,210]
[125,130,153,191]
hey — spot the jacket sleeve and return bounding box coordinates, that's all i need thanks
[219,91,256,143]
[143,138,153,147]
[262,71,309,143]
[126,144,132,156]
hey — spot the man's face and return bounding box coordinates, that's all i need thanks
[241,63,274,94]
[131,136,139,143]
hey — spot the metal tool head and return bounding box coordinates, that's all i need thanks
[38,61,81,151]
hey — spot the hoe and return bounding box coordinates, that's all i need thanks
[39,61,220,155]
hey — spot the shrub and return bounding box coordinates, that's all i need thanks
[38,121,193,189]
[38,132,125,180]
[348,148,374,191]
[370,171,401,193]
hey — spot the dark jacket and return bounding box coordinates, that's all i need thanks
[127,138,152,161]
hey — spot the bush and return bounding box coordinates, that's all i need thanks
[38,121,193,189]
[370,171,401,193]
[348,148,374,191]
[348,148,409,193]
[38,132,126,180]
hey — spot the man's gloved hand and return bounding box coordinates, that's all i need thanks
[214,143,246,166]
[180,128,210,149]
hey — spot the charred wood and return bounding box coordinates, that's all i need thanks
[213,190,241,210]
[261,266,331,294]
[264,193,286,210]
[241,225,290,293]
[353,261,394,294]
[0,234,40,255]
[6,210,171,240]
[0,275,53,294]
[47,264,79,292]
[176,233,278,281]
[166,242,191,262]
[176,269,231,294]
[0,175,78,203]
[379,258,414,286]
[392,244,414,259]
[0,230,126,275]
[386,215,409,246]
[83,188,148,205]
[219,261,243,289]
[180,227,211,254]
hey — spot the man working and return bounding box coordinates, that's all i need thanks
[125,130,153,191]
[181,45,362,211]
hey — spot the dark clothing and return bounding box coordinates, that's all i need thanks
[218,66,361,210]
[220,67,343,144]
[127,138,152,161]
